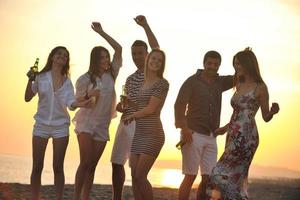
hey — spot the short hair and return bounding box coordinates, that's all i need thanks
[131,40,148,51]
[203,50,222,64]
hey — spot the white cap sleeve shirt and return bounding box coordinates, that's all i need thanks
[72,54,122,141]
[31,71,76,126]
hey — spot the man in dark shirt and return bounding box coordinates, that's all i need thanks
[174,51,233,200]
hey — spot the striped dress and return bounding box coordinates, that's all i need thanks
[131,78,169,157]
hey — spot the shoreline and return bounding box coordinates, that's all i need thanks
[1,179,300,200]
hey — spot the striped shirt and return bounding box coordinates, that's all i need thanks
[121,70,144,119]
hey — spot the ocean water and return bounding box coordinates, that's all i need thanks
[3,153,298,189]
[0,154,199,188]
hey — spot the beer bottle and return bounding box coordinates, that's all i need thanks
[121,85,128,109]
[27,58,39,81]
[122,85,126,96]
[31,58,39,73]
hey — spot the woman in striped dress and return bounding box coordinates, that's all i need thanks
[123,49,169,200]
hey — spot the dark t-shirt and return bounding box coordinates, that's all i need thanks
[174,69,233,135]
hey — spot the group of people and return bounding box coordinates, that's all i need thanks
[175,48,279,200]
[24,15,279,200]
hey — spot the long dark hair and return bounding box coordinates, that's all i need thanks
[144,49,166,80]
[233,47,264,86]
[39,46,70,77]
[88,46,114,87]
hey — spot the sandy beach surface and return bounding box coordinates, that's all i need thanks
[0,179,300,200]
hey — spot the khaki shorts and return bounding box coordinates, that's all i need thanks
[181,131,217,175]
[110,121,135,165]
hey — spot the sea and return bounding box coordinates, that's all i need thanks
[1,153,300,189]
[0,153,199,188]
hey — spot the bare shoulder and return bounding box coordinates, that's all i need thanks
[256,83,269,97]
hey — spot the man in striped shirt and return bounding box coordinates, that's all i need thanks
[110,15,159,200]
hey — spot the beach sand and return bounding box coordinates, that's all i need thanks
[1,179,300,200]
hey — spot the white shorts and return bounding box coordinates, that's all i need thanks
[110,120,135,165]
[74,119,110,142]
[33,123,69,139]
[181,131,217,175]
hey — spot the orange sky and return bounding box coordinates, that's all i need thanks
[0,0,300,172]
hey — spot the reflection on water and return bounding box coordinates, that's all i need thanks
[158,169,184,188]
[151,168,201,188]
[0,154,204,188]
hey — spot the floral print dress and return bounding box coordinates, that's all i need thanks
[209,87,260,200]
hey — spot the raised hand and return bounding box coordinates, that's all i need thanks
[134,15,159,49]
[91,21,122,57]
[270,102,279,115]
[91,22,103,33]
[134,15,148,27]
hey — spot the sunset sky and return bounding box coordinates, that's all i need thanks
[1,0,300,177]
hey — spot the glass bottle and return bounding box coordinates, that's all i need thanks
[27,58,39,81]
[121,85,128,109]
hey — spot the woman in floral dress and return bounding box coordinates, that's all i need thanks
[208,48,280,200]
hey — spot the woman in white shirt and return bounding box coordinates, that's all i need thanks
[72,22,122,200]
[24,46,90,200]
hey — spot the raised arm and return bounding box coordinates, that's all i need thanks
[91,22,122,58]
[256,83,279,122]
[134,15,159,49]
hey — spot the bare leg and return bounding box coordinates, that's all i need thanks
[31,136,48,200]
[130,154,142,200]
[52,136,69,200]
[112,163,125,200]
[73,133,94,200]
[131,154,156,200]
[178,174,197,200]
[81,139,106,200]
[196,174,210,200]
